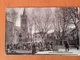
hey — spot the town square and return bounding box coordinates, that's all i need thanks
[6,8,80,55]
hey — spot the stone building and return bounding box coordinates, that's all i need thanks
[64,21,80,46]
[78,8,80,45]
[21,8,28,40]
[66,28,78,45]
[6,21,14,44]
[33,33,42,43]
[77,21,80,45]
[13,26,21,44]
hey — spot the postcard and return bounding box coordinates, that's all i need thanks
[0,0,80,60]
[6,7,80,55]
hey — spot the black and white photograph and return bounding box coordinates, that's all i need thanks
[6,7,80,55]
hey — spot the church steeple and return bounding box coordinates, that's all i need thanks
[21,8,28,39]
[23,8,26,15]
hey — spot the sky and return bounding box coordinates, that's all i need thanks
[6,8,78,33]
[6,8,56,27]
[6,8,56,34]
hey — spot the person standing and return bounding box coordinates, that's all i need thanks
[32,43,36,54]
[64,41,69,52]
[76,44,79,50]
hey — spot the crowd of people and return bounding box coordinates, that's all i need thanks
[6,41,79,54]
[6,41,58,54]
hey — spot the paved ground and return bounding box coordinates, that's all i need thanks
[7,46,80,55]
[36,48,80,55]
[8,48,80,55]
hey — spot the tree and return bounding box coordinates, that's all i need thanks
[31,8,53,43]
[28,16,34,41]
[65,8,79,45]
[52,8,79,45]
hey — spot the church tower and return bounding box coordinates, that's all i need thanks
[21,8,28,40]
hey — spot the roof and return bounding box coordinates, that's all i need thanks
[23,8,26,16]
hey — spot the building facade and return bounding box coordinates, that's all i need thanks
[77,21,80,45]
[6,21,14,44]
[33,33,42,43]
[13,26,21,44]
[21,8,28,40]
